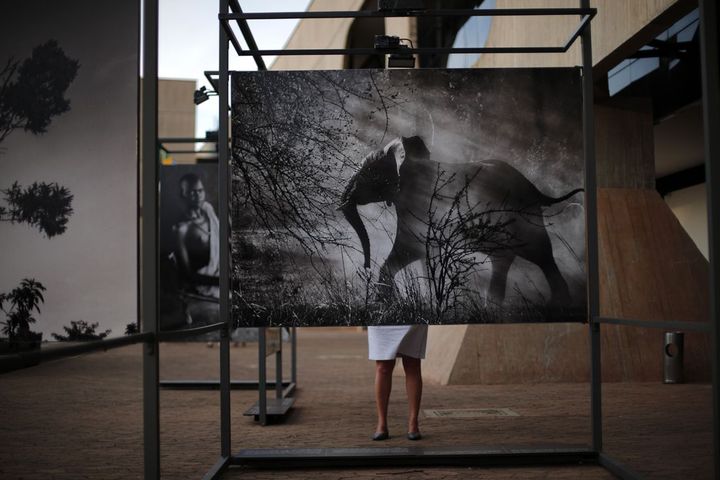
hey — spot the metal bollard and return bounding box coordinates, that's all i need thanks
[663,331,684,384]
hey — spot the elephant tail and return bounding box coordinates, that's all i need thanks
[540,188,584,206]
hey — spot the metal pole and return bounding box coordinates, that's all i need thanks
[580,0,602,453]
[218,0,232,460]
[141,0,160,476]
[291,327,297,385]
[276,335,283,399]
[258,327,267,425]
[699,1,720,478]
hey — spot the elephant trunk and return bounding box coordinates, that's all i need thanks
[340,202,371,269]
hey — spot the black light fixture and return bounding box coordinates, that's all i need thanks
[375,35,416,68]
[388,49,415,68]
[377,0,424,13]
[193,85,218,105]
[374,35,402,51]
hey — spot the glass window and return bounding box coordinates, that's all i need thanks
[608,9,699,96]
[446,0,496,69]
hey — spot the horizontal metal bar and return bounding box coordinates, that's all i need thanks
[158,137,218,143]
[162,150,218,155]
[158,322,227,341]
[0,332,154,374]
[228,46,568,57]
[231,446,596,469]
[160,380,291,390]
[201,455,230,480]
[657,164,706,197]
[220,8,597,20]
[595,316,711,333]
[159,380,297,403]
[598,452,642,480]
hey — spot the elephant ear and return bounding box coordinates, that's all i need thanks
[383,137,406,175]
[397,135,430,188]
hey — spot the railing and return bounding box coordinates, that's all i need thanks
[0,322,231,374]
[0,332,154,374]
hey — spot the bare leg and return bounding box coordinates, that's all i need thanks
[375,359,396,434]
[401,355,422,434]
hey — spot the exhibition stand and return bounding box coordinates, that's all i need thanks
[215,1,601,477]
[0,1,717,479]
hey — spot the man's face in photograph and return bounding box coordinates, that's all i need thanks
[181,178,205,209]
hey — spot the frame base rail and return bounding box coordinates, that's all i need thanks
[231,446,597,469]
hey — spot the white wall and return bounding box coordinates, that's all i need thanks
[665,183,709,259]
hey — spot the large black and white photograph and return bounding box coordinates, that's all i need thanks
[232,68,586,327]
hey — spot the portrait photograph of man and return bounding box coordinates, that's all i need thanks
[159,164,219,331]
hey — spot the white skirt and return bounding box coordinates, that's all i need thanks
[368,325,428,360]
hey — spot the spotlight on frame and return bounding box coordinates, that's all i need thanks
[377,0,425,13]
[388,49,415,68]
[193,85,217,105]
[374,35,416,69]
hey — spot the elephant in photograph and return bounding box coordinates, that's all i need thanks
[338,136,583,306]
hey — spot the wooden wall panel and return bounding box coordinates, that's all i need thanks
[474,0,696,72]
[595,99,656,189]
[597,188,711,382]
[425,103,711,385]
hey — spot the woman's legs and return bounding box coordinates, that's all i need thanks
[375,359,396,433]
[401,355,422,433]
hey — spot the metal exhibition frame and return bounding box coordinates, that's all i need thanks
[210,2,718,479]
[0,1,716,479]
[218,0,605,475]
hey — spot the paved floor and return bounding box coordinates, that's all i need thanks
[0,328,713,479]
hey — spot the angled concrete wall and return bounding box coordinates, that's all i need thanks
[425,99,711,384]
[474,0,696,71]
[271,0,366,71]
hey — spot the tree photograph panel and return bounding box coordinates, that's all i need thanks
[0,0,138,345]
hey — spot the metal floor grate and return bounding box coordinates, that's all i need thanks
[423,408,520,418]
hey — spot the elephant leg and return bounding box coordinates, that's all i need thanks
[520,231,571,306]
[487,254,515,306]
[377,247,419,302]
[540,259,571,306]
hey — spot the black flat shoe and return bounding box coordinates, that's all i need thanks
[407,431,422,441]
[372,431,390,441]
